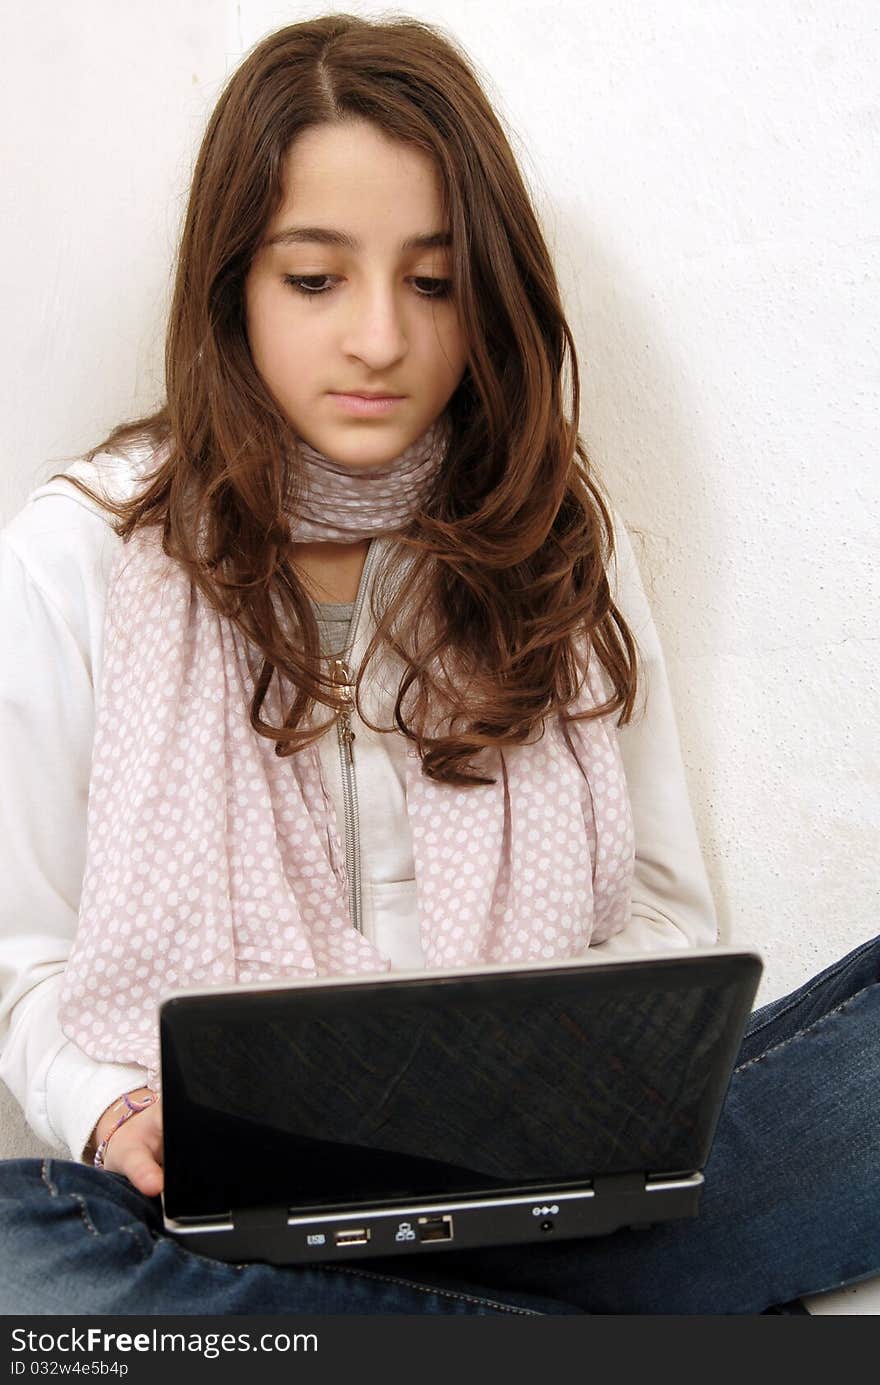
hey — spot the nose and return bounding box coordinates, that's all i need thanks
[340,280,408,373]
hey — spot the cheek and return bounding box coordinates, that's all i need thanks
[244,293,274,375]
[250,308,306,383]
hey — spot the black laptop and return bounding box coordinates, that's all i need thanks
[159,946,761,1265]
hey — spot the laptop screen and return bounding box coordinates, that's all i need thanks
[160,954,759,1220]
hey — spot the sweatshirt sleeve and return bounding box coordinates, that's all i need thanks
[0,510,147,1159]
[587,509,719,957]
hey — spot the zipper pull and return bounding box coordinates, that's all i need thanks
[330,658,356,762]
[339,714,356,764]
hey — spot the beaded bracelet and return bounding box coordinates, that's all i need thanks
[93,1090,158,1169]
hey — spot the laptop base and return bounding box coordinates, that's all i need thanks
[165,1172,703,1265]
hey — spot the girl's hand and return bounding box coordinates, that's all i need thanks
[88,1090,164,1198]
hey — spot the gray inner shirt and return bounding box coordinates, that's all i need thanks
[313,600,355,659]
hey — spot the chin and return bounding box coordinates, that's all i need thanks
[303,424,420,470]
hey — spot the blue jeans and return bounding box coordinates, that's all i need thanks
[1,934,878,1315]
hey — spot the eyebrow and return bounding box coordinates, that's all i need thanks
[264,226,452,253]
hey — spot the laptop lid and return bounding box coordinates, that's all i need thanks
[159,947,761,1259]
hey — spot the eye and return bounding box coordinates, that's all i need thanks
[412,277,452,300]
[283,274,452,301]
[284,275,336,296]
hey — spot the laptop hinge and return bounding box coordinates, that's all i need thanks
[167,1210,233,1230]
[592,1173,646,1197]
[232,1205,290,1232]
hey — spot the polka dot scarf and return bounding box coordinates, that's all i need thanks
[292,416,450,542]
[59,433,635,1081]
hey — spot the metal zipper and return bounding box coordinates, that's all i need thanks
[329,540,383,934]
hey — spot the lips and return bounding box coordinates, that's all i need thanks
[329,392,406,416]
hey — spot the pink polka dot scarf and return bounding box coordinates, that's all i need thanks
[59,430,635,1080]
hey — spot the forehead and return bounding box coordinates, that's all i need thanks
[270,119,446,240]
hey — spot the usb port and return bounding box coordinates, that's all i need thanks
[334,1227,371,1246]
[417,1214,453,1243]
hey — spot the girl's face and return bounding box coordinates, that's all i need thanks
[245,119,469,469]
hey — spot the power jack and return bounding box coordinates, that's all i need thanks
[539,1220,555,1232]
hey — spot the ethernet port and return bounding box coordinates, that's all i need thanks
[417,1214,453,1243]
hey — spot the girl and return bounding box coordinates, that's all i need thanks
[0,14,877,1315]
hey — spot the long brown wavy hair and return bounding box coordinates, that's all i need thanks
[57,12,639,787]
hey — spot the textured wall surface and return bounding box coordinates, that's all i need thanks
[0,0,225,516]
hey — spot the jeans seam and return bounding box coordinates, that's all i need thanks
[744,937,877,1044]
[41,1159,151,1262]
[735,982,874,1074]
[40,1159,57,1198]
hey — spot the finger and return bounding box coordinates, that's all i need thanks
[120,1144,164,1198]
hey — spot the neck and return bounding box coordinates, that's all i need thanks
[291,538,370,604]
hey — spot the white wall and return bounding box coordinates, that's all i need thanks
[2,0,877,1004]
[0,0,226,514]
